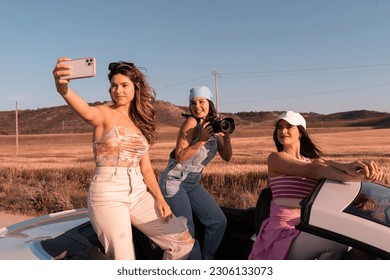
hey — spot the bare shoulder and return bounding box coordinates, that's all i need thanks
[180,116,198,130]
[267,152,286,168]
[84,103,114,127]
[94,103,117,119]
[176,117,198,146]
[267,152,286,176]
[94,102,112,112]
[268,151,302,170]
[311,158,325,164]
[268,151,283,162]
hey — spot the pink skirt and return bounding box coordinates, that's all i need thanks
[249,201,300,260]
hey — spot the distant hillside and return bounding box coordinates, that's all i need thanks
[0,101,389,135]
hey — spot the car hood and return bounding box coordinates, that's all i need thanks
[0,209,89,260]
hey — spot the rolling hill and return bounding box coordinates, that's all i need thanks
[0,100,389,135]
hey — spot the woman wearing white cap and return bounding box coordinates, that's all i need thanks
[249,111,384,260]
[159,86,233,259]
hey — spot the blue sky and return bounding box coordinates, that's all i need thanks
[1,0,390,114]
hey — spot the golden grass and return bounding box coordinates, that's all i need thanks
[0,128,389,216]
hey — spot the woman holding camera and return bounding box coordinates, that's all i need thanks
[159,86,233,259]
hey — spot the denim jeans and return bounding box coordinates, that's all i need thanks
[159,159,227,260]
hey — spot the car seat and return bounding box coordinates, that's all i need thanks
[254,187,272,235]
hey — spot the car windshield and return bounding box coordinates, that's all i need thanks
[343,182,390,227]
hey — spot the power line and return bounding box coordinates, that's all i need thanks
[221,63,390,77]
[157,74,212,91]
[221,67,390,79]
[220,82,390,106]
[155,62,390,92]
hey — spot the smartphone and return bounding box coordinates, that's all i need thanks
[61,57,96,80]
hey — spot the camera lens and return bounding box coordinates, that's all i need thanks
[221,120,231,131]
[220,118,235,134]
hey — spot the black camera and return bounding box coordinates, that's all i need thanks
[206,117,235,134]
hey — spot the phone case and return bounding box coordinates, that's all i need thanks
[61,57,96,80]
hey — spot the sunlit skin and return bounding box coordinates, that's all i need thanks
[175,96,232,163]
[52,57,173,223]
[190,97,209,121]
[276,120,302,159]
[268,119,385,208]
[110,74,135,107]
[275,121,384,182]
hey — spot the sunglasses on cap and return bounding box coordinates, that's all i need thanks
[108,61,134,71]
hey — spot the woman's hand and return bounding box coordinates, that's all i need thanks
[156,198,173,223]
[52,57,71,96]
[362,160,384,182]
[346,160,384,182]
[200,121,214,141]
[215,130,229,138]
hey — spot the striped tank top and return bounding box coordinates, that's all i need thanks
[269,175,318,200]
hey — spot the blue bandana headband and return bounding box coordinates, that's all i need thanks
[189,86,213,102]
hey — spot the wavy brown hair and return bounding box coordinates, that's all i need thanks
[108,62,157,145]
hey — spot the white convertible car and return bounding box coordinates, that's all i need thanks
[297,179,390,259]
[0,179,388,260]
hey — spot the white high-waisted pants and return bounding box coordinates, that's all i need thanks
[88,166,193,260]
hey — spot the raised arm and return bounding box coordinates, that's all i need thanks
[174,117,212,163]
[268,152,382,182]
[324,159,383,181]
[53,57,104,127]
[216,133,232,162]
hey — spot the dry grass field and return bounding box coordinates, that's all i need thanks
[0,126,389,216]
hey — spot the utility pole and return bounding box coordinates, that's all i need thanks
[212,70,221,117]
[15,100,19,156]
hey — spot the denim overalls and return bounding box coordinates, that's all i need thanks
[159,123,227,260]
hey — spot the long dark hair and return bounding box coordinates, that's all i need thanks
[272,122,323,158]
[108,62,156,145]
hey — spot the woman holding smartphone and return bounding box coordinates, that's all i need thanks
[52,57,194,260]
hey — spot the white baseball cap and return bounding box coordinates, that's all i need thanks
[189,86,213,102]
[276,111,306,129]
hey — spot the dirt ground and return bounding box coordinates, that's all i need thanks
[0,212,35,229]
